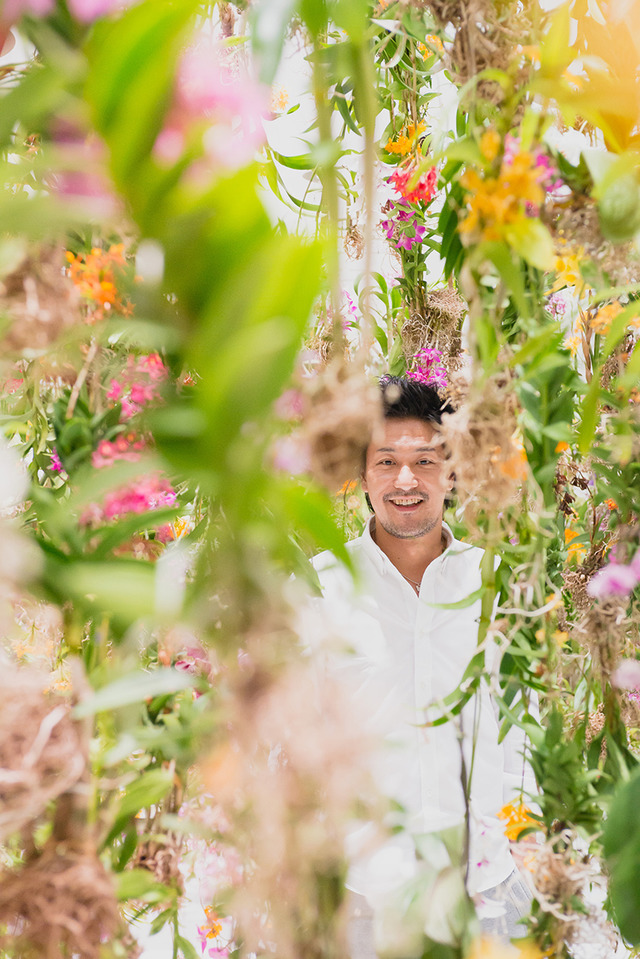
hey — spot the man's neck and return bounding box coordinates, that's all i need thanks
[370,518,445,587]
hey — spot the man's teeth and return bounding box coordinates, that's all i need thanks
[391,497,422,505]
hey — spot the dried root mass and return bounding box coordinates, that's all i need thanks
[0,664,86,841]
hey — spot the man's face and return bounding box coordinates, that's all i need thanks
[361,417,450,540]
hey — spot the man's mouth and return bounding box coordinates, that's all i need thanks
[385,495,425,510]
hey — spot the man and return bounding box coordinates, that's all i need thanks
[308,375,535,954]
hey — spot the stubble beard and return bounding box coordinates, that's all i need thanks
[376,512,439,540]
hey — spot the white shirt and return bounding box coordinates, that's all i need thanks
[307,518,536,898]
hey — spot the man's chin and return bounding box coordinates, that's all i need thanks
[377,517,438,540]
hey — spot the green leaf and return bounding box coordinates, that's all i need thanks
[116,868,174,903]
[503,218,555,272]
[74,668,194,717]
[105,766,175,846]
[86,0,198,183]
[483,241,530,319]
[603,766,640,943]
[442,137,483,167]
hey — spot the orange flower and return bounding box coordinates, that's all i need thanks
[590,301,623,335]
[555,440,569,453]
[65,244,130,322]
[605,498,618,510]
[564,527,587,563]
[417,35,444,58]
[385,121,425,157]
[337,479,358,496]
[497,802,539,841]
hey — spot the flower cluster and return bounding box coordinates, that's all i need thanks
[81,473,176,524]
[389,158,437,204]
[384,121,425,157]
[503,135,562,194]
[82,431,176,525]
[458,142,549,244]
[497,801,539,841]
[406,346,447,389]
[91,432,145,469]
[106,352,169,419]
[381,200,427,251]
[65,244,130,321]
[587,549,640,599]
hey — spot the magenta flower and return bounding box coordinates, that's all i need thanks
[50,448,63,473]
[406,347,448,389]
[587,559,640,599]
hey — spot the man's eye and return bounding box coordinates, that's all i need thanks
[418,459,434,466]
[379,459,394,466]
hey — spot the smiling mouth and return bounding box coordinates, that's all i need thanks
[386,495,425,509]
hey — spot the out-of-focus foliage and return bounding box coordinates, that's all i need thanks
[0,1,639,958]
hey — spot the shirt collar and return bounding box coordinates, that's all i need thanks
[361,515,469,575]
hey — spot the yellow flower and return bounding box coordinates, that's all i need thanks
[467,935,545,959]
[480,128,501,163]
[417,34,444,57]
[517,44,541,64]
[564,528,586,563]
[549,243,586,292]
[458,148,544,244]
[385,121,425,156]
[497,802,539,841]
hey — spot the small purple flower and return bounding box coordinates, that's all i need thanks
[50,448,63,472]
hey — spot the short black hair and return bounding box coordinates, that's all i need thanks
[380,375,454,423]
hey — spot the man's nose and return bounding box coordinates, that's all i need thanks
[396,465,418,488]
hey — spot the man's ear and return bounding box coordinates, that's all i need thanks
[360,471,368,493]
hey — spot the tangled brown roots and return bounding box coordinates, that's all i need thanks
[439,373,526,531]
[0,664,86,841]
[0,244,82,355]
[401,287,466,368]
[301,362,382,491]
[0,845,118,959]
[424,0,536,97]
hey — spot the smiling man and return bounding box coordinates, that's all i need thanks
[309,376,535,956]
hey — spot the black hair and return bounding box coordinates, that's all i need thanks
[380,374,455,423]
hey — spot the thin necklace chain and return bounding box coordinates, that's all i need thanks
[370,519,447,595]
[401,532,448,594]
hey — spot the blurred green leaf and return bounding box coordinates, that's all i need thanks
[75,668,194,717]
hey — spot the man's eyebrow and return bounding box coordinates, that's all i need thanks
[374,445,440,452]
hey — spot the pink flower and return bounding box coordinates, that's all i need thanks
[154,43,267,172]
[612,659,640,691]
[92,434,145,469]
[67,0,124,21]
[274,389,304,421]
[587,560,640,599]
[407,347,448,389]
[389,161,437,204]
[50,448,63,473]
[272,434,311,475]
